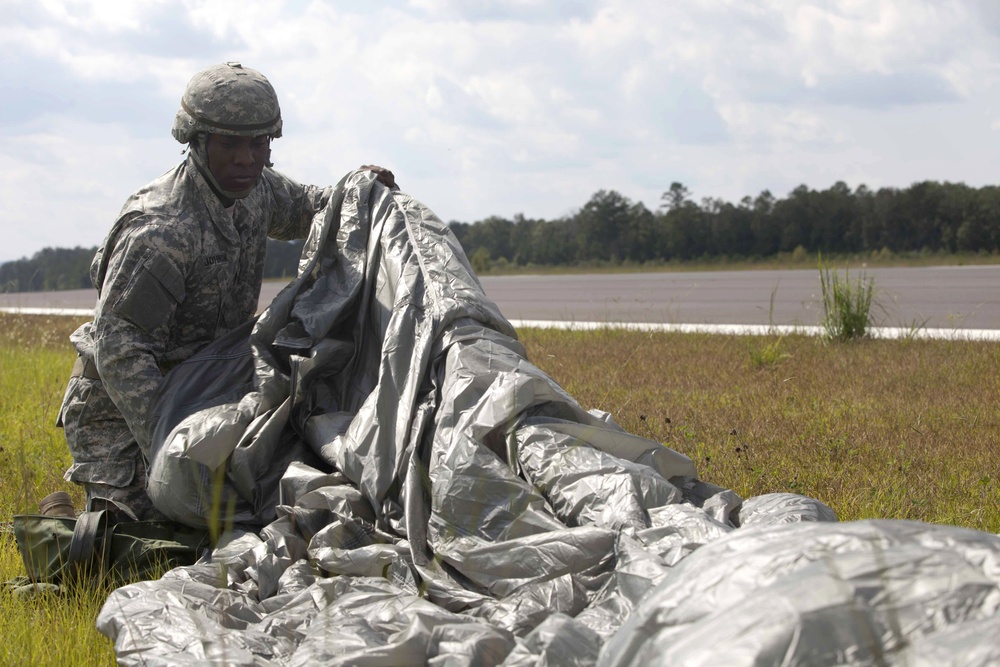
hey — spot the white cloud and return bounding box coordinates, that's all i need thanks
[0,116,180,255]
[36,0,150,33]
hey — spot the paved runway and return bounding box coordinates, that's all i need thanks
[6,265,997,331]
[481,265,1000,330]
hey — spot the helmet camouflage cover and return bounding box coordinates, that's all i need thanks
[171,62,282,143]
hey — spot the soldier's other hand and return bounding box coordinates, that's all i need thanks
[360,165,396,188]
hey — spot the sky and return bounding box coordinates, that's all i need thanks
[2,0,1000,263]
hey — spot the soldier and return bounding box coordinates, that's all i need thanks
[51,62,394,519]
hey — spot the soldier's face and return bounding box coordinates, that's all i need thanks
[205,134,271,192]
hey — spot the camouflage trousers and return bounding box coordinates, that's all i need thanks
[57,371,166,521]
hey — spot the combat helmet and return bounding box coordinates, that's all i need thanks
[171,62,282,143]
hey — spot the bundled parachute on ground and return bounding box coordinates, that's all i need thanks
[96,171,1000,666]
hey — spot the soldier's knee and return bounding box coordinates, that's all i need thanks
[84,482,165,521]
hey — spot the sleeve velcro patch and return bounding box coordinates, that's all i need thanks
[114,251,185,334]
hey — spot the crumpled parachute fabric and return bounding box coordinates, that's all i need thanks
[96,172,1000,666]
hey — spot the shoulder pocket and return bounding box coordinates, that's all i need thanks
[114,251,185,334]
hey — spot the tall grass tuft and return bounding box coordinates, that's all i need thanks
[818,256,876,342]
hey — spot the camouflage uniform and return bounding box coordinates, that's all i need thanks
[58,63,331,519]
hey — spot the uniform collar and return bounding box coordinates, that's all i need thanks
[187,153,242,245]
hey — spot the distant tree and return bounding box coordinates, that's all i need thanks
[809,181,856,253]
[881,187,917,253]
[956,184,1000,252]
[461,216,515,264]
[509,214,542,265]
[774,184,812,253]
[660,182,691,212]
[470,246,491,274]
[0,246,96,292]
[622,202,657,262]
[707,199,753,257]
[574,190,632,262]
[749,190,779,257]
[936,183,977,252]
[849,184,876,252]
[524,217,577,266]
[448,221,471,248]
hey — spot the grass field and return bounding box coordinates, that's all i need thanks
[0,314,116,666]
[1,312,998,663]
[522,326,999,531]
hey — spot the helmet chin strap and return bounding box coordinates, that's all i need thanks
[189,136,256,201]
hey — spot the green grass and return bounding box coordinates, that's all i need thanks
[0,314,116,665]
[0,560,119,667]
[2,313,999,662]
[818,257,877,341]
[746,335,791,369]
[0,315,87,517]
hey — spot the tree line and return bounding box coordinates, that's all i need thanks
[3,179,999,292]
[0,239,306,293]
[449,180,1000,271]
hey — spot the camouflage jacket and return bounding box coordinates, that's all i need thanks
[71,154,331,454]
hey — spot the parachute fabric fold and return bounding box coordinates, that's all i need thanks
[97,171,1000,666]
